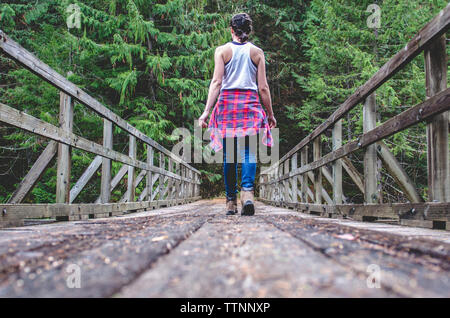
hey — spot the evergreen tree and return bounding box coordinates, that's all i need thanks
[0,0,447,202]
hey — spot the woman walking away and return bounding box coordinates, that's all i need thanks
[198,13,276,216]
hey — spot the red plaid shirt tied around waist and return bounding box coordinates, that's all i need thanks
[208,89,273,152]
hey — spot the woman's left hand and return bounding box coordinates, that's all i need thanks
[198,111,209,128]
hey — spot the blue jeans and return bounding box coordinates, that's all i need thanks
[223,137,256,201]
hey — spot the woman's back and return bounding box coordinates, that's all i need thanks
[221,42,258,91]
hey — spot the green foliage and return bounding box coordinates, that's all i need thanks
[0,0,447,202]
[0,4,16,27]
[0,0,230,202]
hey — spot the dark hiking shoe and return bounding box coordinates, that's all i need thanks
[240,190,255,216]
[226,199,237,215]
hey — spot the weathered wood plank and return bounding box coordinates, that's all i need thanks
[138,173,159,202]
[69,155,102,203]
[425,35,449,202]
[284,160,290,203]
[175,162,180,202]
[95,164,128,203]
[147,145,154,202]
[110,165,128,192]
[167,158,174,202]
[8,140,57,203]
[278,165,283,202]
[313,137,322,204]
[376,141,424,203]
[0,196,198,227]
[332,120,343,204]
[321,166,346,203]
[121,169,147,203]
[159,153,165,201]
[257,198,450,222]
[307,171,332,205]
[127,135,137,202]
[363,93,378,204]
[291,154,298,203]
[56,92,73,203]
[300,147,308,203]
[100,119,113,203]
[341,157,365,195]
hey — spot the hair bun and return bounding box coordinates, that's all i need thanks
[230,13,253,42]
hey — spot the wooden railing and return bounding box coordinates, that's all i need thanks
[259,4,450,229]
[0,30,201,228]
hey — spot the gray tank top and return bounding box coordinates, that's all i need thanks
[221,42,258,91]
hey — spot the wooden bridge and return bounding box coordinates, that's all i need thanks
[0,5,449,298]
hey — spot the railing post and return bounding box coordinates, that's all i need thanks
[181,165,186,200]
[194,173,199,197]
[260,173,265,200]
[277,164,282,203]
[147,145,153,203]
[363,93,379,204]
[291,154,298,204]
[300,147,308,203]
[197,173,200,197]
[332,120,343,204]
[263,174,268,200]
[188,169,191,200]
[175,162,180,203]
[197,173,201,197]
[189,169,193,199]
[313,138,322,204]
[184,167,188,200]
[127,135,136,202]
[56,92,73,203]
[284,160,290,205]
[100,119,113,203]
[269,169,275,201]
[159,153,165,202]
[425,34,449,202]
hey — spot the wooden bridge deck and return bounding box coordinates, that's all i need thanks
[1,199,449,298]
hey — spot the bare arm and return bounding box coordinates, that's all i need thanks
[255,49,276,128]
[198,47,225,127]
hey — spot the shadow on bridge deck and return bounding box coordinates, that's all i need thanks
[0,199,449,298]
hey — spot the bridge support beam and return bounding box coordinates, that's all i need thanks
[425,35,449,202]
[56,92,73,204]
[70,156,102,203]
[168,158,174,203]
[376,141,424,203]
[8,141,57,204]
[363,93,379,204]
